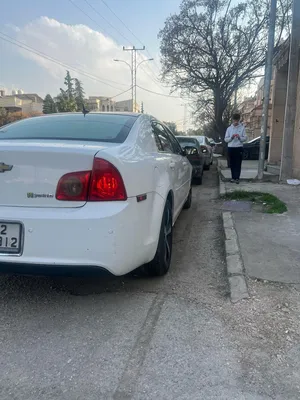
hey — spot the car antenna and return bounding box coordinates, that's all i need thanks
[82,105,90,118]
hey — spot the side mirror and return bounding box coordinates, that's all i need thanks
[184,146,199,155]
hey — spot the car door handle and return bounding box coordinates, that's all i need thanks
[169,161,176,169]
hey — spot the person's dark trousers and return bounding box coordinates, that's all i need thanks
[228,147,243,180]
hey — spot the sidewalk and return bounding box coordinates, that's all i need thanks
[224,180,300,285]
[219,159,278,181]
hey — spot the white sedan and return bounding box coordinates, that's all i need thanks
[0,113,192,276]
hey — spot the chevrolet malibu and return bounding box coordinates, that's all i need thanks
[0,113,192,276]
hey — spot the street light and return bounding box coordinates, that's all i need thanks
[113,59,132,71]
[113,58,154,112]
[137,58,154,71]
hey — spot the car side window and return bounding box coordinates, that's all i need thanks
[152,126,164,151]
[205,137,210,146]
[152,122,174,153]
[164,127,183,155]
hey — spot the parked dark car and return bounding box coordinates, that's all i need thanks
[243,136,270,160]
[191,136,214,169]
[177,136,204,185]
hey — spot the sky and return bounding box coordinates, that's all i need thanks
[0,0,192,129]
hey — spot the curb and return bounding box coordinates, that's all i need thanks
[218,160,250,303]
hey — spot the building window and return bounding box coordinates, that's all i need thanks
[124,107,128,111]
[107,105,109,111]
[102,105,105,111]
[111,106,113,112]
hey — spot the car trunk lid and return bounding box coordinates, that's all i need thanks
[0,140,112,208]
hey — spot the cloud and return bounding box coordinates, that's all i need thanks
[13,16,186,124]
[5,23,20,33]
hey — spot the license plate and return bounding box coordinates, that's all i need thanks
[0,222,22,254]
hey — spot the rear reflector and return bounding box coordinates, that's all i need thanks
[56,158,127,202]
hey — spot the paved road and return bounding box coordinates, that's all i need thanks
[1,165,299,400]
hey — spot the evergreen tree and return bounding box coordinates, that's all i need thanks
[74,79,85,111]
[43,94,57,114]
[56,88,77,113]
[64,70,74,100]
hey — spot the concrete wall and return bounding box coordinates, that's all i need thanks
[292,65,300,179]
[0,96,22,108]
[22,102,43,114]
[268,69,288,165]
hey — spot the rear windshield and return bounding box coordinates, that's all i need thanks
[194,136,205,144]
[178,139,198,147]
[0,113,138,143]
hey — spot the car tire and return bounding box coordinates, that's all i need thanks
[144,200,173,277]
[204,163,210,171]
[194,171,203,185]
[183,187,192,209]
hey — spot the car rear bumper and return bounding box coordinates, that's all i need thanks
[203,153,212,165]
[0,195,163,276]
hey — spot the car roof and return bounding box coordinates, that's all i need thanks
[176,136,197,140]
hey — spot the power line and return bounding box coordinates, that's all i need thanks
[83,0,167,94]
[82,0,167,99]
[71,0,169,96]
[83,0,132,45]
[67,0,115,41]
[68,0,164,93]
[110,86,133,99]
[98,0,165,86]
[137,84,187,99]
[0,32,131,94]
[99,0,145,47]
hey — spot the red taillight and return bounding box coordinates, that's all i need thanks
[88,158,127,201]
[56,171,91,201]
[56,158,127,202]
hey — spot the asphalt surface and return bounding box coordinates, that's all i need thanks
[1,165,300,400]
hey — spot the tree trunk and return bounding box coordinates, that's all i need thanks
[214,91,230,165]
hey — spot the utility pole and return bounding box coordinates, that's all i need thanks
[181,103,188,134]
[280,0,300,181]
[183,104,187,134]
[123,46,145,112]
[257,0,277,180]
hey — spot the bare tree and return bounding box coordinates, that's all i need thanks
[159,0,292,140]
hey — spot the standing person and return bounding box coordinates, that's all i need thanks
[224,113,247,184]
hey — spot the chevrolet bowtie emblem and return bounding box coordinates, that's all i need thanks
[0,163,13,173]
